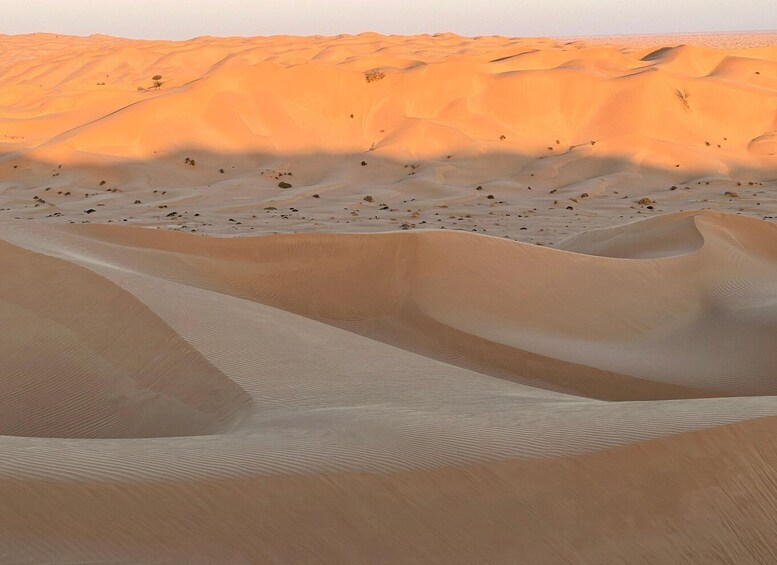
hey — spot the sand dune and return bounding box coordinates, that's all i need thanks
[2,31,777,562]
[0,238,251,439]
[1,32,777,242]
[3,209,777,561]
[14,209,771,400]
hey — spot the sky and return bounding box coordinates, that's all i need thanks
[3,0,775,39]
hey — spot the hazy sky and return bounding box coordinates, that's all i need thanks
[3,0,775,39]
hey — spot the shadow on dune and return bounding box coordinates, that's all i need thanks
[55,209,777,403]
[1,148,775,195]
[0,239,253,439]
[2,148,776,406]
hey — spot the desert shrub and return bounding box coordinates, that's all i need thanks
[675,89,690,110]
[364,69,385,83]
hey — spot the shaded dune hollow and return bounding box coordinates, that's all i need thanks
[0,240,252,439]
[72,209,777,402]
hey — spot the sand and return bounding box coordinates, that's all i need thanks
[1,31,777,563]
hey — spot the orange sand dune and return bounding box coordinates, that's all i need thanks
[1,32,776,243]
[2,32,777,563]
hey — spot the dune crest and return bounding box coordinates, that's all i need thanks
[0,239,252,439]
[3,209,777,560]
[28,209,768,401]
[749,131,777,156]
[2,33,777,242]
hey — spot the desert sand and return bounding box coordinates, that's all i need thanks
[1,31,777,563]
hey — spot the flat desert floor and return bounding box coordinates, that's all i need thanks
[1,31,777,563]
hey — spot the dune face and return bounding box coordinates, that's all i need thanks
[1,32,777,241]
[3,210,777,561]
[2,31,777,563]
[0,239,252,439]
[38,210,776,401]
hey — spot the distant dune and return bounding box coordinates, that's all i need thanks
[562,30,777,48]
[1,32,776,241]
[2,32,777,563]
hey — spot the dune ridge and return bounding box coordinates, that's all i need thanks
[2,210,777,561]
[1,32,777,243]
[0,238,252,439]
[30,210,777,398]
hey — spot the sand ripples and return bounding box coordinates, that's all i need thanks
[2,210,777,560]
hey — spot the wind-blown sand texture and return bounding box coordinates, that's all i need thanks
[1,32,777,563]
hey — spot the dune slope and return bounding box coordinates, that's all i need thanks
[0,238,252,438]
[1,32,776,242]
[2,209,777,561]
[24,209,773,400]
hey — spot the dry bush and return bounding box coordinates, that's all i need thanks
[364,69,385,83]
[675,88,690,110]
